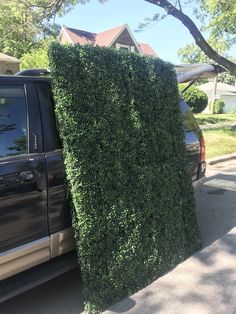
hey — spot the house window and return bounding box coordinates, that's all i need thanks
[116,43,135,52]
[120,46,129,51]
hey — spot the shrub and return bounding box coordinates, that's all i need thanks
[49,43,201,313]
[214,99,225,114]
[179,84,208,113]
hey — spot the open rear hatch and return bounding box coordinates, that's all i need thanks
[175,63,226,86]
[176,64,226,182]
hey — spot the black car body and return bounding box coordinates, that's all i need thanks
[0,66,210,301]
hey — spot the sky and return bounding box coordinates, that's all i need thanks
[56,0,199,64]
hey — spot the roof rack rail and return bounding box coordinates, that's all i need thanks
[15,69,51,76]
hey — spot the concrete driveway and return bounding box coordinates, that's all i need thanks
[0,159,236,314]
[197,159,236,247]
[104,159,236,314]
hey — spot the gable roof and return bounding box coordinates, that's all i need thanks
[63,27,96,45]
[138,43,157,57]
[60,25,157,57]
[96,24,127,47]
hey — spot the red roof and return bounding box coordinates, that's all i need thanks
[96,25,126,47]
[138,43,158,58]
[61,25,157,57]
[64,27,96,45]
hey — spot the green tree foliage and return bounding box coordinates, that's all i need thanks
[178,36,231,64]
[200,0,236,38]
[0,0,77,58]
[179,84,208,113]
[178,44,209,64]
[49,43,201,313]
[0,2,39,58]
[144,0,236,75]
[20,39,55,69]
[218,71,236,86]
[21,47,49,70]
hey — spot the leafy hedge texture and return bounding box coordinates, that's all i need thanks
[214,99,225,114]
[49,43,201,313]
[179,84,208,113]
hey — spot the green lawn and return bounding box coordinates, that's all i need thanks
[195,113,236,125]
[203,126,236,159]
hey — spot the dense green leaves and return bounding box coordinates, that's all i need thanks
[179,84,208,113]
[20,39,55,69]
[49,43,201,313]
[214,99,225,114]
[201,0,236,37]
[0,0,66,59]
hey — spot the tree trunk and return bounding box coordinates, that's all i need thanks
[145,0,236,76]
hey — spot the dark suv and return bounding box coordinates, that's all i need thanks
[0,66,209,301]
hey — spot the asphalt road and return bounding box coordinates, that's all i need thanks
[1,159,236,314]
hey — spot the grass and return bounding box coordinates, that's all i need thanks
[203,126,236,159]
[195,113,236,125]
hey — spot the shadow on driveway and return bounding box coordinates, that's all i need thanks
[104,229,236,314]
[197,173,236,247]
[0,268,85,314]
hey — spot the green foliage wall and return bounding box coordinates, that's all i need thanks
[179,84,208,113]
[49,43,201,313]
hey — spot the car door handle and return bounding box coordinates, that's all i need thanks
[19,171,36,182]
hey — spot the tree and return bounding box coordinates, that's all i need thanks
[0,1,76,58]
[144,0,236,75]
[178,35,231,64]
[20,39,54,69]
[2,0,236,76]
[178,43,236,86]
[200,1,236,38]
[0,2,39,58]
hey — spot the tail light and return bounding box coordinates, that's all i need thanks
[200,137,206,162]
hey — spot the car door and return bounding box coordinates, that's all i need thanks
[0,82,49,280]
[36,81,74,258]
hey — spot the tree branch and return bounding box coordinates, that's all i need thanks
[145,0,236,75]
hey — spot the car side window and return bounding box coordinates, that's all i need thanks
[0,86,28,158]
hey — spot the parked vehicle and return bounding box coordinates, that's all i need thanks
[0,65,216,302]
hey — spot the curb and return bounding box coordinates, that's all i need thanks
[207,152,236,165]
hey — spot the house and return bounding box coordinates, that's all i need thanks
[0,53,20,74]
[59,24,157,58]
[198,82,236,113]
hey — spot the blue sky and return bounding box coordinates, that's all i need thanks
[56,0,198,64]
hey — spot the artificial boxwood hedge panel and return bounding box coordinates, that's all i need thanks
[49,43,201,313]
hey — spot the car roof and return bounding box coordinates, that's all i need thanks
[0,75,51,83]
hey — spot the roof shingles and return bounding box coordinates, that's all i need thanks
[61,25,157,58]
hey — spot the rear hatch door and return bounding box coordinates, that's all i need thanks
[177,63,226,181]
